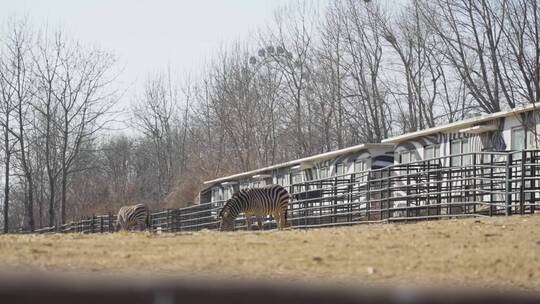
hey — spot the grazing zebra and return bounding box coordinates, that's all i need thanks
[219,184,290,231]
[115,204,150,231]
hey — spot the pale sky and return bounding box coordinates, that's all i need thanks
[1,0,296,112]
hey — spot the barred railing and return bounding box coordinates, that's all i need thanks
[35,149,540,234]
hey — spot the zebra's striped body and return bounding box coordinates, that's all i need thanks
[115,204,150,231]
[219,184,290,231]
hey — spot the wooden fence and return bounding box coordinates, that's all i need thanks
[35,149,540,234]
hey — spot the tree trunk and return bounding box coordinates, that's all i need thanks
[60,122,67,225]
[60,165,66,225]
[3,119,9,233]
[48,181,55,227]
[19,117,34,231]
[45,100,55,227]
[24,171,34,231]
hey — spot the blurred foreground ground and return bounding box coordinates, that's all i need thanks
[0,215,539,290]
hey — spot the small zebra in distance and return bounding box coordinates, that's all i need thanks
[219,184,290,231]
[115,204,150,232]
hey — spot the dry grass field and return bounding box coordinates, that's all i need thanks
[1,215,539,291]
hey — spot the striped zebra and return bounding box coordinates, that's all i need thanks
[115,204,150,231]
[219,184,290,231]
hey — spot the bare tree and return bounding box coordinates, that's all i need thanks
[31,31,63,227]
[207,44,261,171]
[0,40,18,232]
[1,20,37,231]
[52,43,116,224]
[132,69,183,199]
[419,0,513,113]
[340,0,391,142]
[497,0,540,105]
[101,135,133,203]
[313,0,347,150]
[188,77,234,179]
[263,2,318,157]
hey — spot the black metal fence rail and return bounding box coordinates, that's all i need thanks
[35,214,117,234]
[34,149,540,234]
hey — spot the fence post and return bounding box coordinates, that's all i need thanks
[333,177,338,224]
[489,154,494,216]
[436,159,442,216]
[176,208,181,232]
[505,153,513,216]
[365,171,371,221]
[175,209,180,232]
[380,171,384,221]
[405,163,411,220]
[108,213,112,232]
[471,154,477,214]
[316,180,322,227]
[148,211,153,233]
[171,209,177,233]
[448,162,453,216]
[348,174,354,223]
[386,168,391,221]
[166,209,171,232]
[520,150,526,215]
[174,209,180,232]
[90,215,95,233]
[531,151,537,214]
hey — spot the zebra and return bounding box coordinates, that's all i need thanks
[219,184,290,231]
[115,204,150,231]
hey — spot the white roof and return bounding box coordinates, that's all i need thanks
[458,125,498,134]
[203,143,394,185]
[382,103,538,144]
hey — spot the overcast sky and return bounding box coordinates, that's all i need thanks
[1,0,296,110]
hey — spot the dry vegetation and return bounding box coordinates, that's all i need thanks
[1,215,539,291]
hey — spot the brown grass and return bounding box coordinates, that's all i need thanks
[1,214,539,290]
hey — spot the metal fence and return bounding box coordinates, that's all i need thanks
[35,149,540,234]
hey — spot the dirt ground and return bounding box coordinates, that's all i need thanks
[0,215,539,291]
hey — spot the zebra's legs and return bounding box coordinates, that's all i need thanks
[283,206,290,228]
[280,212,287,229]
[245,215,252,230]
[273,212,282,229]
[256,216,263,230]
[276,209,288,229]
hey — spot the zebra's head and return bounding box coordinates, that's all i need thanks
[114,220,122,232]
[114,214,126,232]
[219,205,235,231]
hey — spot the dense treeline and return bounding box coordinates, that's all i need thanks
[1,0,539,231]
